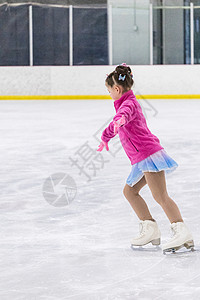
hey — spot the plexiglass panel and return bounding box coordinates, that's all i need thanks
[109,0,150,65]
[73,7,108,65]
[153,0,185,64]
[33,6,69,66]
[194,5,200,63]
[0,5,29,66]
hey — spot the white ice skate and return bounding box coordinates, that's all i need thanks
[162,222,194,254]
[131,220,161,247]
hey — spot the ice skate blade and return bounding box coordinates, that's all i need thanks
[131,245,161,252]
[131,238,161,251]
[163,240,195,255]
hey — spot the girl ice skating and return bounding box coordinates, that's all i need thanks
[97,64,194,254]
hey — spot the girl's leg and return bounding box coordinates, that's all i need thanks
[143,171,183,223]
[123,176,154,221]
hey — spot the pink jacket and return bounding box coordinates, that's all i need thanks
[101,90,164,165]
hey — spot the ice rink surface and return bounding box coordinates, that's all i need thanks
[0,98,200,300]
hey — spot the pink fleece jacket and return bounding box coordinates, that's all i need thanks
[101,90,164,165]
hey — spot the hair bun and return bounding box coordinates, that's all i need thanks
[115,64,132,77]
[105,63,134,91]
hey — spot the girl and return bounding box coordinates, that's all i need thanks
[97,64,194,253]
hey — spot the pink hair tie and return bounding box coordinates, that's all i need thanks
[121,63,128,67]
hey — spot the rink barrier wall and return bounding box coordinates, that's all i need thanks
[0,65,200,99]
[1,94,200,100]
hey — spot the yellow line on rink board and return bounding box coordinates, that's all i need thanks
[0,94,200,100]
[0,95,110,100]
[139,95,200,99]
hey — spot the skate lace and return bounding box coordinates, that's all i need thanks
[139,223,146,236]
[171,224,180,238]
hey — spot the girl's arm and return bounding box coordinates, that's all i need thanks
[97,121,116,152]
[113,100,136,125]
[98,100,135,151]
[101,120,116,143]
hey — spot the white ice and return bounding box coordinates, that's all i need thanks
[0,99,200,300]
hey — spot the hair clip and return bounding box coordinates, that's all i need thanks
[119,74,126,81]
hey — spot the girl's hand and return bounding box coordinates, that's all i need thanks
[113,115,126,135]
[97,140,109,152]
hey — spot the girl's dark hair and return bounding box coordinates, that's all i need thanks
[105,64,134,91]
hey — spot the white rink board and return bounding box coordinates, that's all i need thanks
[0,65,200,96]
[0,98,200,299]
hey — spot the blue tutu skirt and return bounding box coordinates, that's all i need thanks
[126,149,178,187]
